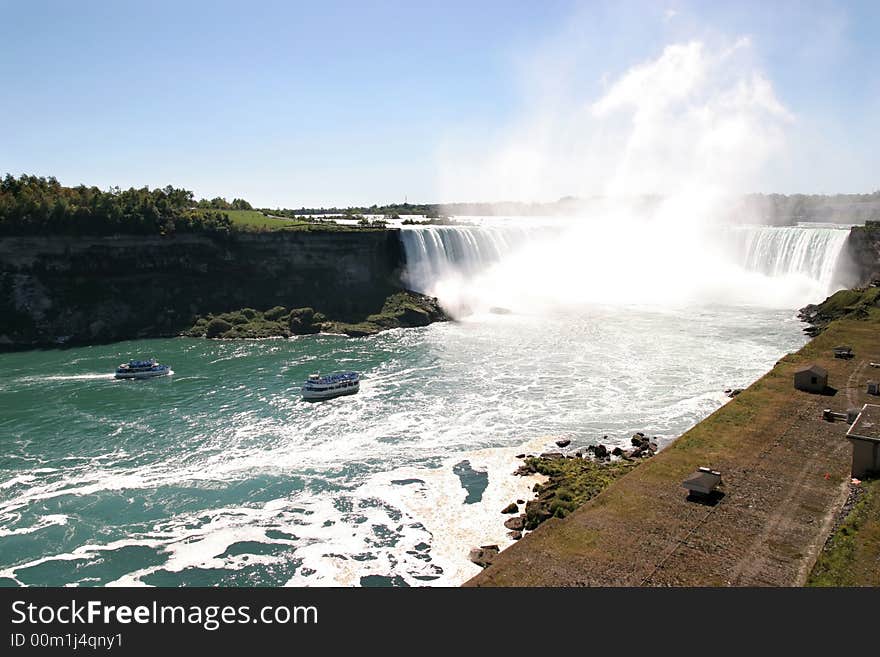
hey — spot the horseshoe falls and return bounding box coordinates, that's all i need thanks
[399,220,851,312]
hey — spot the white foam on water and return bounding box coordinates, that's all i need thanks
[0,474,38,490]
[0,437,549,587]
[15,373,116,384]
[285,436,549,586]
[0,536,169,586]
[0,514,68,538]
[48,373,117,381]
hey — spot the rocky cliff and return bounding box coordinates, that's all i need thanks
[0,229,411,348]
[844,221,880,286]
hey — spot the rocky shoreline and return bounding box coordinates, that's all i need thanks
[182,290,448,339]
[469,433,658,569]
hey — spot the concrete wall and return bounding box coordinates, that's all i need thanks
[848,438,880,478]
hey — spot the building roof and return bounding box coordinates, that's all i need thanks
[847,404,880,443]
[682,470,722,494]
[795,364,827,377]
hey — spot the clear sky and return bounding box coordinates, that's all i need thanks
[1,0,878,206]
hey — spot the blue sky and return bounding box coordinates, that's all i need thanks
[1,0,878,206]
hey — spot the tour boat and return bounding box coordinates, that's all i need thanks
[302,371,360,401]
[114,358,172,380]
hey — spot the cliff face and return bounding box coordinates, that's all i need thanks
[845,222,880,286]
[0,229,406,348]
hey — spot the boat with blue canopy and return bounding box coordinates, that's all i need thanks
[114,358,172,380]
[302,371,360,401]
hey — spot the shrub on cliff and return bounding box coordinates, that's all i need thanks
[205,318,233,338]
[289,307,320,335]
[217,311,249,325]
[264,306,288,321]
[288,307,315,321]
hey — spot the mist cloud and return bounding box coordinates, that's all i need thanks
[437,34,793,204]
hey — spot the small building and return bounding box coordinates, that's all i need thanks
[846,404,880,478]
[867,381,879,395]
[794,364,828,393]
[682,467,722,497]
[833,345,854,359]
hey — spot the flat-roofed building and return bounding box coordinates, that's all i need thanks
[846,404,880,478]
[682,467,722,497]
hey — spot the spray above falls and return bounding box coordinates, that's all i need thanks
[420,36,816,313]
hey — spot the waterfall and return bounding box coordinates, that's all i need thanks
[399,224,555,293]
[729,225,850,291]
[398,220,852,309]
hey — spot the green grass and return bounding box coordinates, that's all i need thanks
[523,457,639,528]
[807,286,880,326]
[807,478,880,586]
[194,209,383,232]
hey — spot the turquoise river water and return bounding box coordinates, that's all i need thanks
[0,305,806,586]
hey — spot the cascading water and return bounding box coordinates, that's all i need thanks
[399,219,852,309]
[729,225,850,291]
[399,223,557,293]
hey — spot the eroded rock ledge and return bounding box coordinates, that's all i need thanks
[798,286,880,336]
[183,290,448,339]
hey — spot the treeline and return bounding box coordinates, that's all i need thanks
[195,197,252,210]
[0,175,232,236]
[4,173,877,236]
[276,202,442,218]
[735,192,880,225]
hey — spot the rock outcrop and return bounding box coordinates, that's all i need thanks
[468,545,500,568]
[798,286,880,336]
[513,454,639,530]
[845,221,880,287]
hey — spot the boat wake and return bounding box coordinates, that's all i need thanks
[21,373,116,383]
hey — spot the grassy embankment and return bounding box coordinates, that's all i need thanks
[518,457,640,529]
[808,478,880,586]
[201,209,384,232]
[468,286,880,586]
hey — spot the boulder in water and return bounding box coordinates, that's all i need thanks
[469,545,500,568]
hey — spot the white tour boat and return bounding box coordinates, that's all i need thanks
[114,358,172,380]
[302,371,360,401]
